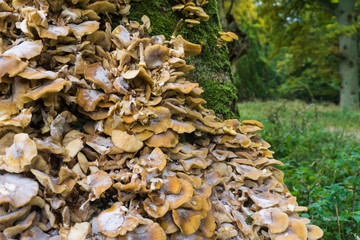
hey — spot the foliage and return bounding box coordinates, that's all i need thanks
[257,0,346,102]
[237,100,360,239]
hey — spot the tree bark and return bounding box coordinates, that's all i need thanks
[336,0,359,110]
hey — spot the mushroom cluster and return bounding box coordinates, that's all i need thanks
[0,0,322,239]
[217,31,239,48]
[172,0,210,27]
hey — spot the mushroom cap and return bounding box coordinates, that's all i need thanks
[0,174,38,207]
[22,78,70,102]
[97,202,139,237]
[81,170,112,198]
[3,40,43,59]
[84,63,114,93]
[111,130,144,152]
[307,225,323,239]
[76,88,107,112]
[199,211,216,237]
[88,1,116,13]
[68,222,91,240]
[163,176,182,195]
[173,35,202,57]
[132,107,171,135]
[17,67,58,80]
[143,198,170,218]
[0,205,31,225]
[145,130,179,148]
[172,208,201,235]
[123,67,153,85]
[272,219,308,240]
[2,133,37,173]
[226,31,239,40]
[170,120,196,134]
[68,21,100,39]
[252,208,289,234]
[118,222,166,240]
[3,211,36,238]
[166,179,194,209]
[141,147,167,171]
[144,44,169,69]
[0,56,28,77]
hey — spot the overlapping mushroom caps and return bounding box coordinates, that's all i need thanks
[172,0,210,27]
[0,0,322,239]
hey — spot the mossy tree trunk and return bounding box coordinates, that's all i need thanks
[126,0,238,118]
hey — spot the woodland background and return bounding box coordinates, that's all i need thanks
[130,0,360,239]
[224,0,360,239]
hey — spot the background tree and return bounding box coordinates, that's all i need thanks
[260,0,360,110]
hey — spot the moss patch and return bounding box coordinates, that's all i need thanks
[124,0,237,118]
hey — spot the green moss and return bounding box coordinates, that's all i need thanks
[124,0,237,118]
[199,78,238,118]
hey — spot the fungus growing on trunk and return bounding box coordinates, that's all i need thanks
[0,0,322,238]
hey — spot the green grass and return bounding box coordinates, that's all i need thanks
[237,100,360,240]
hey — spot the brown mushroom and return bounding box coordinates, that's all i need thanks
[253,208,289,234]
[166,179,194,209]
[22,78,70,102]
[0,56,28,77]
[145,130,179,148]
[144,44,169,69]
[1,133,37,173]
[80,170,112,199]
[97,202,139,237]
[76,88,107,112]
[0,174,38,207]
[111,130,144,152]
[68,21,100,39]
[118,221,166,240]
[307,224,323,239]
[172,208,201,235]
[3,40,43,59]
[271,219,308,240]
[84,63,114,93]
[143,198,170,218]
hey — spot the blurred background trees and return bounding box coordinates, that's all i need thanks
[226,0,360,110]
[223,1,360,239]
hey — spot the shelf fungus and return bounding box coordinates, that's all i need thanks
[0,0,322,239]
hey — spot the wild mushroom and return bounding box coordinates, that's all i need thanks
[145,130,179,148]
[1,133,37,173]
[172,208,201,235]
[97,202,139,237]
[0,56,28,77]
[252,208,289,234]
[111,130,144,152]
[166,179,194,209]
[79,170,113,199]
[68,21,100,39]
[84,63,114,93]
[0,174,38,207]
[271,218,308,240]
[307,224,323,239]
[3,40,43,59]
[118,221,166,240]
[144,44,169,69]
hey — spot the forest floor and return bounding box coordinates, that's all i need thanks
[237,100,360,239]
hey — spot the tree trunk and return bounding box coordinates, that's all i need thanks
[126,0,238,118]
[336,0,359,110]
[217,0,249,73]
